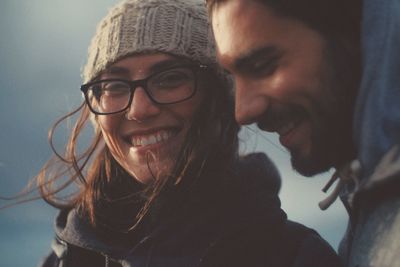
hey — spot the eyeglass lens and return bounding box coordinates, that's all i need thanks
[86,67,196,114]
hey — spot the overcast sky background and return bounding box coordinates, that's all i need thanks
[0,1,347,266]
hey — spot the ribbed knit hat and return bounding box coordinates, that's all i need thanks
[82,0,217,83]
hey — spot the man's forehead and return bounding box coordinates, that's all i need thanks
[211,0,254,64]
[211,0,280,69]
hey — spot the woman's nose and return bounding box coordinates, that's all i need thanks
[124,87,161,122]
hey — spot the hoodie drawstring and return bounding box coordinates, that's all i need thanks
[104,254,109,267]
[319,160,361,210]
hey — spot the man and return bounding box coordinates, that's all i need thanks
[207,0,400,266]
[208,0,361,177]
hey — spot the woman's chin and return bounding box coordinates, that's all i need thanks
[125,160,174,185]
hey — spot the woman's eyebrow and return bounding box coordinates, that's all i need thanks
[100,58,192,77]
[149,58,192,73]
[101,66,130,76]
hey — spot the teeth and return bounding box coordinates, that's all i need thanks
[278,122,296,136]
[131,130,175,147]
[156,133,162,142]
[162,131,168,140]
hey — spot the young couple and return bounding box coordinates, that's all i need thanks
[35,0,400,266]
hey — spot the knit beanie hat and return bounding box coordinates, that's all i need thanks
[82,0,217,83]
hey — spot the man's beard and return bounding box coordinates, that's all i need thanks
[290,40,359,177]
[290,121,338,177]
[290,101,354,177]
[256,99,354,177]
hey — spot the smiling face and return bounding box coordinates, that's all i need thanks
[96,53,204,184]
[212,0,356,176]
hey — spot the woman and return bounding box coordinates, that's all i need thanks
[37,0,342,266]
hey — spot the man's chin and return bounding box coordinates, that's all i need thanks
[290,152,331,177]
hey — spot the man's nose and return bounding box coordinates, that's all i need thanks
[124,87,160,122]
[234,78,270,125]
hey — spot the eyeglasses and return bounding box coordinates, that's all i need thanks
[81,64,207,115]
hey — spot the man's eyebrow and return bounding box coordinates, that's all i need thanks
[234,46,281,71]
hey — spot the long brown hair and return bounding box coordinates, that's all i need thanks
[19,61,238,230]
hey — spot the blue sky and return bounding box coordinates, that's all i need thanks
[0,1,347,266]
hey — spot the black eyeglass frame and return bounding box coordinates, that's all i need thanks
[80,64,209,115]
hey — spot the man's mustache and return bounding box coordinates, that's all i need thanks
[257,104,308,132]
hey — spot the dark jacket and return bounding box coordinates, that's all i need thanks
[40,153,342,267]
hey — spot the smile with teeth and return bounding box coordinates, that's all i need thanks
[275,119,301,136]
[276,120,300,136]
[130,129,177,147]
